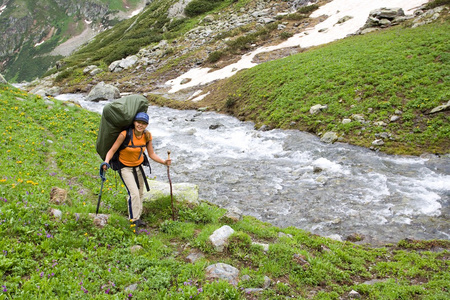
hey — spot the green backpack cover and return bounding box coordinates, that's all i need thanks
[96,94,149,160]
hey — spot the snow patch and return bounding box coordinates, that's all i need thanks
[165,0,429,93]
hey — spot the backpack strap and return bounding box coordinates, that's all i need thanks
[124,127,146,160]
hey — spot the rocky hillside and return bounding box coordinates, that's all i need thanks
[0,0,149,82]
[10,0,450,155]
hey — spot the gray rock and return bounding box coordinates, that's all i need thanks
[83,65,98,74]
[337,16,353,24]
[209,225,235,252]
[88,213,110,228]
[310,104,328,114]
[252,242,269,252]
[349,290,361,298]
[390,115,400,122]
[49,208,62,219]
[342,118,351,124]
[363,279,387,285]
[263,276,272,288]
[90,68,103,76]
[205,263,239,285]
[186,250,205,263]
[373,121,387,126]
[370,8,405,20]
[326,234,343,242]
[429,100,450,114]
[125,283,138,291]
[143,180,199,205]
[109,55,139,72]
[86,82,120,101]
[130,245,143,253]
[241,275,251,281]
[244,288,264,294]
[352,114,365,122]
[321,131,338,144]
[278,232,293,239]
[372,139,385,146]
[223,206,243,222]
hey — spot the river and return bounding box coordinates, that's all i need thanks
[57,94,450,245]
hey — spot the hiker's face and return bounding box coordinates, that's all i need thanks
[134,120,148,132]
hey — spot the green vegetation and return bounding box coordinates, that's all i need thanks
[1,83,449,298]
[185,0,225,17]
[0,0,144,82]
[211,22,450,155]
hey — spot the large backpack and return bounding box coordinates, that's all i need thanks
[96,94,149,167]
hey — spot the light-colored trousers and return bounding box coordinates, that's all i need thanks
[119,166,145,221]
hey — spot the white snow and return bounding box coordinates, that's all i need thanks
[165,0,429,94]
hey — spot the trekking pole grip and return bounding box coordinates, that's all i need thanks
[167,150,171,160]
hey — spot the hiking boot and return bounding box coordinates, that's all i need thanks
[134,219,146,227]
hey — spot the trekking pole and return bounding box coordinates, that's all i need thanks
[97,163,108,215]
[166,151,175,221]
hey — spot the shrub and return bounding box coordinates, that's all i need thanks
[185,0,223,17]
[425,0,450,9]
[280,31,294,40]
[298,4,319,15]
[207,50,223,63]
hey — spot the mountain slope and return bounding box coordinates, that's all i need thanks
[17,0,450,155]
[0,0,148,82]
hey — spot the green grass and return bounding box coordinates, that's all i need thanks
[212,21,450,155]
[0,84,449,298]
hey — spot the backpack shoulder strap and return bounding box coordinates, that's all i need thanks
[125,127,133,146]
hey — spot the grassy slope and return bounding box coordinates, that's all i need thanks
[203,21,450,156]
[1,84,449,299]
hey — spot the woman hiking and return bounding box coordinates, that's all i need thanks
[102,112,171,227]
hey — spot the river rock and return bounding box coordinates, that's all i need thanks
[221,206,243,223]
[320,131,338,143]
[205,263,239,285]
[86,82,120,101]
[143,180,199,205]
[209,225,235,252]
[372,139,384,146]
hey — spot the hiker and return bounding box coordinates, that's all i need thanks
[102,112,171,227]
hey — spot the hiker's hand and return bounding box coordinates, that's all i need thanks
[101,162,110,171]
[164,159,171,166]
